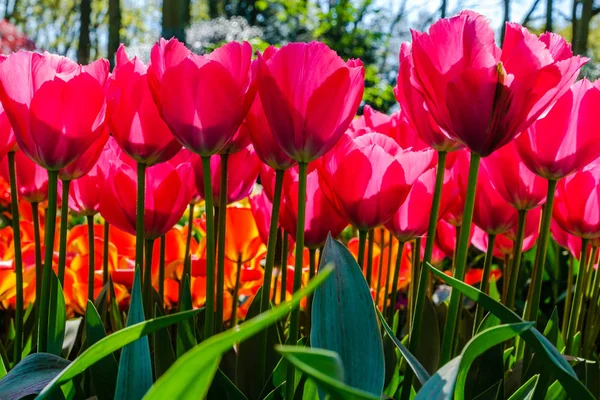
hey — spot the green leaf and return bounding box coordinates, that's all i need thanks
[375,307,430,385]
[303,378,318,400]
[544,380,568,400]
[472,380,502,400]
[152,305,176,380]
[415,357,461,400]
[47,271,66,356]
[0,353,70,400]
[209,369,249,400]
[311,235,384,397]
[426,263,595,400]
[85,301,117,400]
[176,275,196,358]
[115,268,152,400]
[143,266,333,399]
[417,296,442,373]
[508,375,539,400]
[62,318,82,359]
[109,278,124,332]
[276,345,379,400]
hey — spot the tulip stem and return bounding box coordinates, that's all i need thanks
[366,228,375,287]
[8,152,23,362]
[423,151,447,265]
[103,221,109,285]
[57,180,71,285]
[158,235,166,306]
[215,154,229,334]
[566,237,590,353]
[257,168,284,386]
[280,232,289,304]
[31,201,42,305]
[375,228,385,305]
[382,236,395,317]
[506,209,527,310]
[143,238,154,318]
[38,169,59,353]
[388,241,405,323]
[286,161,307,400]
[473,234,496,333]
[583,247,600,357]
[201,156,215,339]
[87,215,95,302]
[357,229,367,271]
[231,255,242,327]
[180,203,195,305]
[307,247,317,332]
[523,179,557,323]
[439,152,480,365]
[408,238,422,330]
[135,162,146,277]
[562,256,574,336]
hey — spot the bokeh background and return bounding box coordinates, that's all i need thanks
[1,0,597,113]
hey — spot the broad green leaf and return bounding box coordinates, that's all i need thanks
[544,380,567,400]
[152,305,176,380]
[472,380,502,400]
[47,271,66,356]
[276,345,379,400]
[37,309,200,397]
[143,267,333,399]
[415,357,461,400]
[376,307,430,385]
[109,278,124,332]
[303,378,318,400]
[427,263,595,400]
[209,369,249,400]
[176,275,196,357]
[62,318,82,359]
[85,301,117,400]
[0,353,69,400]
[455,322,534,398]
[508,375,539,400]
[311,235,384,397]
[115,268,152,400]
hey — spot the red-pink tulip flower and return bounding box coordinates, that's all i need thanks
[442,150,469,226]
[193,144,260,205]
[220,120,252,155]
[256,42,365,163]
[249,189,275,245]
[435,219,474,259]
[395,43,462,153]
[469,162,518,235]
[277,165,347,249]
[59,127,109,181]
[0,52,109,170]
[106,45,181,165]
[409,10,585,157]
[0,102,16,161]
[10,151,49,203]
[148,38,254,156]
[482,141,547,210]
[99,148,194,239]
[515,79,600,181]
[551,220,594,259]
[319,131,434,230]
[385,166,454,242]
[553,162,600,239]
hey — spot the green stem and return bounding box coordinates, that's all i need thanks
[257,168,284,387]
[357,229,367,271]
[57,180,71,285]
[388,241,405,323]
[408,237,422,332]
[375,228,385,305]
[307,247,317,331]
[201,156,215,339]
[271,228,283,304]
[566,237,590,353]
[158,235,166,306]
[143,238,154,317]
[135,162,146,278]
[366,228,375,287]
[32,202,42,303]
[231,255,242,327]
[382,236,395,317]
[583,248,600,357]
[8,152,23,361]
[87,215,95,302]
[473,234,496,333]
[180,203,195,307]
[439,153,481,365]
[38,169,58,353]
[286,162,308,400]
[506,210,527,310]
[578,245,596,333]
[215,154,229,333]
[562,255,574,336]
[422,151,447,265]
[523,180,557,323]
[280,233,289,305]
[103,221,109,285]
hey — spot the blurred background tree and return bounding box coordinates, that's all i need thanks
[1,0,600,112]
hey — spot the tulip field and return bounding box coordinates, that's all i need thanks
[0,7,600,400]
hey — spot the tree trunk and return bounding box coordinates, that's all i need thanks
[441,0,447,18]
[108,0,121,69]
[77,0,92,64]
[575,0,593,55]
[209,0,219,18]
[572,0,579,49]
[162,0,186,43]
[546,0,553,31]
[500,0,510,46]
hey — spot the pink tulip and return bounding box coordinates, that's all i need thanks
[318,131,434,230]
[515,79,600,180]
[249,189,275,245]
[435,219,474,259]
[481,141,547,210]
[409,11,585,157]
[0,52,109,170]
[193,144,261,205]
[0,101,16,161]
[442,150,469,226]
[256,42,365,162]
[5,151,49,203]
[148,39,255,156]
[106,45,181,165]
[58,127,109,181]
